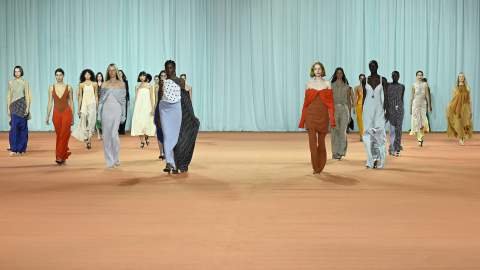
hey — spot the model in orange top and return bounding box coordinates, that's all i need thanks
[46,68,74,165]
[299,62,335,174]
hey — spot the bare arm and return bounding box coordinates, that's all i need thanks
[7,81,12,119]
[46,86,54,124]
[150,84,156,115]
[353,87,358,107]
[425,85,432,112]
[68,85,74,114]
[348,87,353,114]
[24,80,32,115]
[410,86,415,115]
[77,83,83,117]
[93,84,99,106]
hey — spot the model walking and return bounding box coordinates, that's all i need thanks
[299,61,335,174]
[330,67,353,160]
[7,66,31,156]
[447,72,473,145]
[98,64,127,168]
[45,68,74,165]
[409,71,431,147]
[72,69,98,149]
[386,71,405,156]
[131,71,156,148]
[362,60,388,169]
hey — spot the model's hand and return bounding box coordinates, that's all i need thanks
[45,116,50,125]
[78,111,82,118]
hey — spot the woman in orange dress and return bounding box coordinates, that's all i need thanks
[446,72,473,145]
[299,62,335,174]
[46,68,74,165]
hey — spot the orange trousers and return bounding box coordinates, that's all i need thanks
[53,108,72,161]
[307,128,327,173]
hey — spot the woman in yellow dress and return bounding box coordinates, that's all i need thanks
[353,74,365,141]
[446,72,473,145]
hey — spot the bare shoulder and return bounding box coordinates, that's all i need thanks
[305,81,312,89]
[325,80,332,88]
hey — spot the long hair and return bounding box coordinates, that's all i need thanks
[80,69,95,83]
[331,67,349,85]
[456,72,470,90]
[96,72,104,83]
[105,63,122,81]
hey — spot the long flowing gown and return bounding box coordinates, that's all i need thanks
[447,85,473,139]
[362,78,386,168]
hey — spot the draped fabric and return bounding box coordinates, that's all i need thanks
[1,0,479,131]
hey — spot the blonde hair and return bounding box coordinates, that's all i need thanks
[310,61,325,78]
[456,72,470,90]
[105,63,122,81]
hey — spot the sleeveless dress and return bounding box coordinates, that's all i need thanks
[386,83,405,153]
[52,85,72,161]
[354,85,364,136]
[410,82,429,135]
[362,77,386,168]
[72,83,97,141]
[131,84,156,136]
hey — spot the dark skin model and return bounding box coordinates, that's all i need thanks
[362,60,389,119]
[386,71,405,122]
[391,71,405,102]
[160,62,186,90]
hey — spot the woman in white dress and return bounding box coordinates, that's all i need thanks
[409,70,431,147]
[72,69,98,149]
[131,71,156,148]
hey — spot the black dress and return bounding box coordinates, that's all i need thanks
[154,85,164,143]
[173,89,200,172]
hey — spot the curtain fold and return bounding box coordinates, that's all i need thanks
[1,0,478,131]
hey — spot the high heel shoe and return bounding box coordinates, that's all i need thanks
[158,155,165,160]
[145,136,150,146]
[86,142,92,150]
[140,142,145,149]
[163,163,179,174]
[418,140,424,147]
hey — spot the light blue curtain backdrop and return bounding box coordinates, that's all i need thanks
[1,0,479,131]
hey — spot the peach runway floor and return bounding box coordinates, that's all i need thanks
[1,132,480,270]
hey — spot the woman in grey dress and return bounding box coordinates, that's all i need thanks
[330,67,353,160]
[97,64,126,168]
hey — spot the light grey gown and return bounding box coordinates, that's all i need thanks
[362,78,386,168]
[98,88,126,167]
